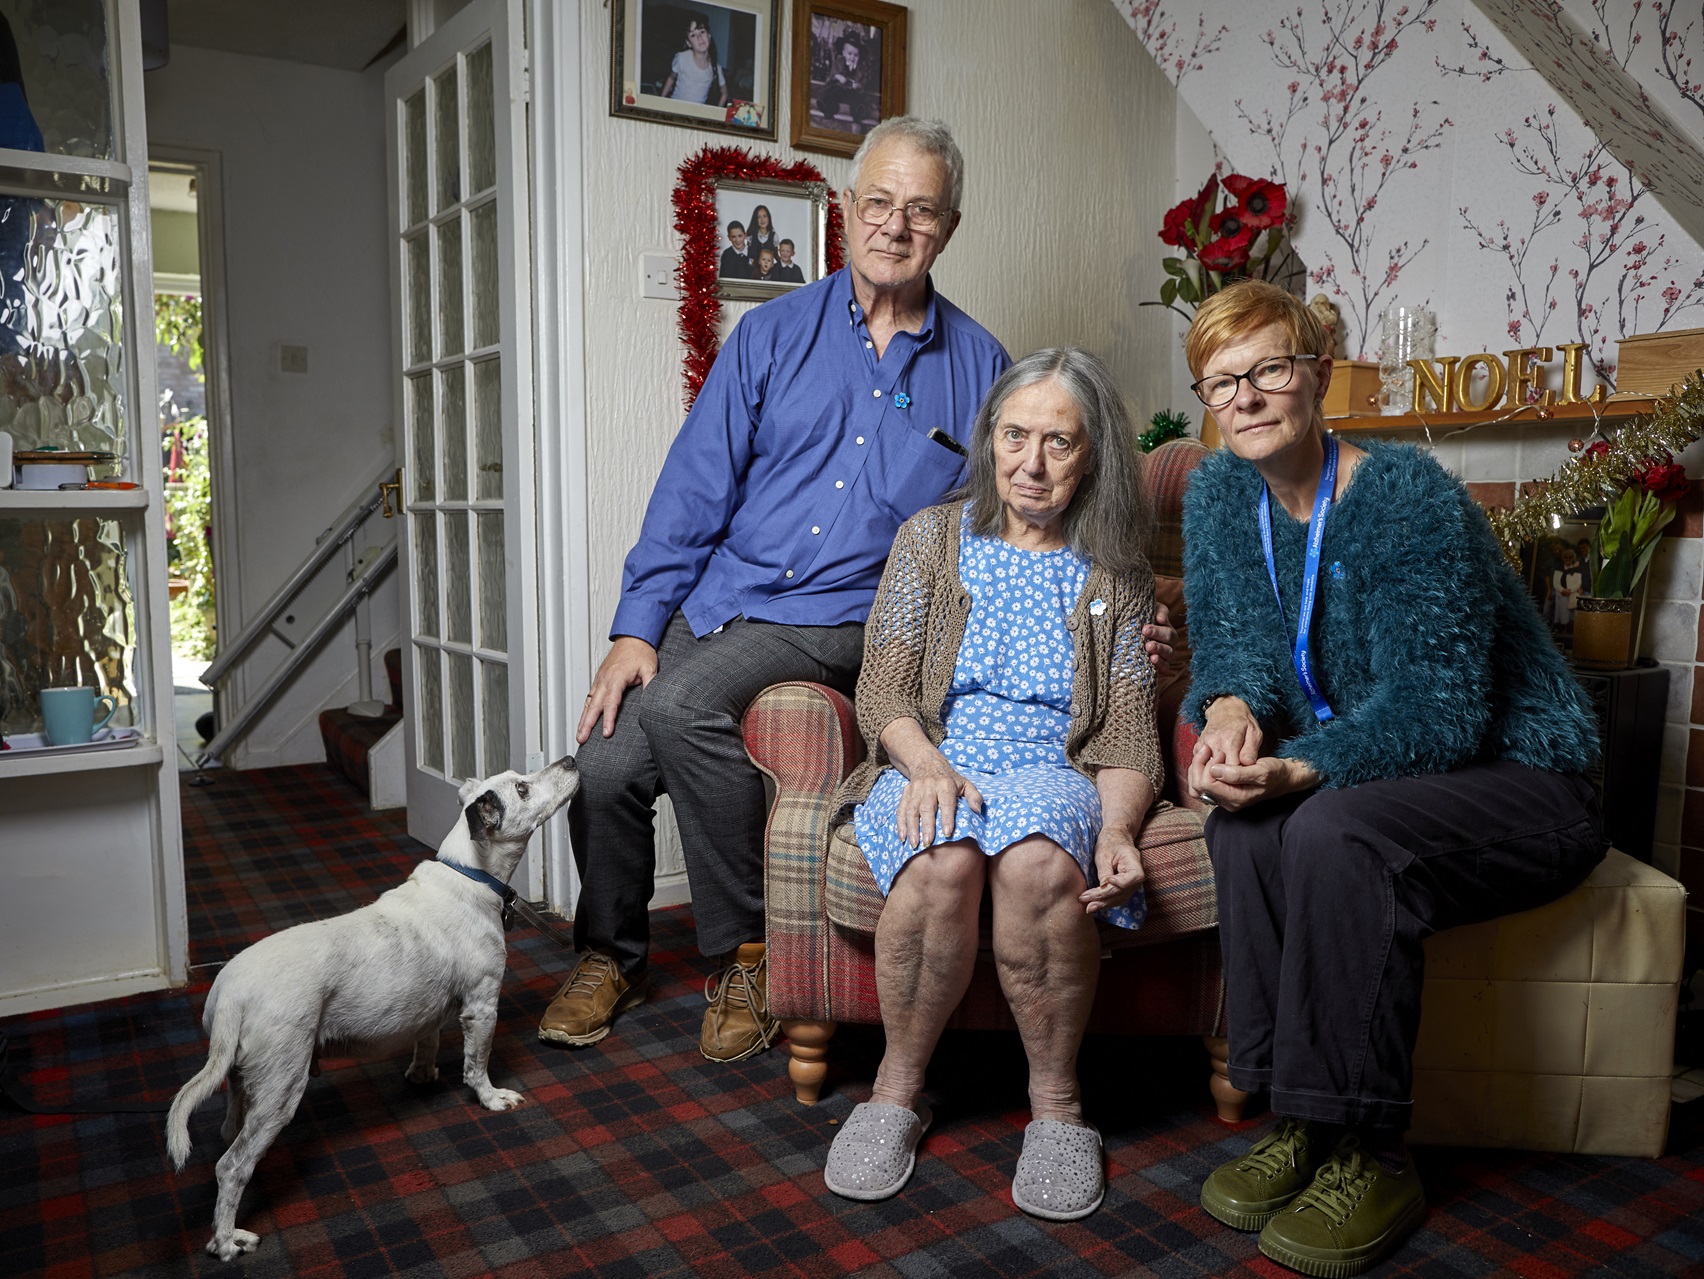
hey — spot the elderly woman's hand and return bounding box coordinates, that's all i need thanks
[880,716,985,849]
[1188,695,1263,801]
[1142,601,1176,673]
[1195,755,1322,812]
[1082,825,1145,914]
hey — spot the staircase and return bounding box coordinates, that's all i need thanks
[318,647,403,796]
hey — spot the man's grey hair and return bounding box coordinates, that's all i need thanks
[848,116,965,210]
[957,348,1153,576]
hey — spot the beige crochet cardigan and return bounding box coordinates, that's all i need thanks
[832,500,1164,823]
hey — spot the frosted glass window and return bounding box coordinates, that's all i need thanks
[477,511,505,651]
[0,516,134,736]
[0,199,125,455]
[445,511,471,645]
[8,0,112,161]
[412,512,439,640]
[481,660,508,779]
[408,373,433,501]
[469,200,498,350]
[472,358,502,501]
[405,231,429,368]
[440,364,467,501]
[466,43,495,195]
[416,644,443,773]
[447,651,475,780]
[404,89,427,227]
[436,216,463,358]
[433,64,460,211]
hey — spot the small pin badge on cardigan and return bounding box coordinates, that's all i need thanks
[1089,599,1107,616]
[1329,561,1346,578]
[893,391,911,408]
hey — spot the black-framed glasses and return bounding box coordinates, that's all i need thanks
[851,195,952,233]
[1191,354,1318,408]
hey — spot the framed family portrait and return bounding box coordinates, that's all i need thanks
[611,0,781,139]
[1523,516,1599,647]
[789,0,908,157]
[712,176,829,301]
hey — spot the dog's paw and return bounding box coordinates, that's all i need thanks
[479,1087,525,1112]
[208,1229,260,1260]
[404,1061,439,1085]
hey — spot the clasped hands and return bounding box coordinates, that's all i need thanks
[1187,696,1320,811]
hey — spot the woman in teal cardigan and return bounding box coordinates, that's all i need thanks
[1180,281,1605,1278]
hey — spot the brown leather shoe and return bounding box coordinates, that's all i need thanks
[700,942,780,1062]
[538,951,647,1046]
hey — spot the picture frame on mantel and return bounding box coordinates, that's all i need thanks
[611,0,781,140]
[789,0,908,158]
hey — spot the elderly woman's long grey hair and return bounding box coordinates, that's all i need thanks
[956,347,1153,576]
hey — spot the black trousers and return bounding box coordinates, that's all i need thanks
[1205,761,1606,1133]
[570,612,865,975]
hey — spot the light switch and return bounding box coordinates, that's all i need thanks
[641,253,677,300]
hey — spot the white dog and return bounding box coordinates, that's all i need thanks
[166,758,579,1262]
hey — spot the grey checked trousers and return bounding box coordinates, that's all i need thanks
[570,612,866,974]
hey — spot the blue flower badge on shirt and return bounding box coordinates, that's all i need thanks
[1088,598,1107,616]
[893,391,911,409]
[1329,561,1346,579]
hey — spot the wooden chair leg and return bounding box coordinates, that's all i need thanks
[1204,1034,1251,1123]
[781,1018,837,1104]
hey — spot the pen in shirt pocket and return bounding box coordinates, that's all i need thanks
[926,427,968,457]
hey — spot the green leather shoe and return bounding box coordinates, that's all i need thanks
[1257,1138,1427,1277]
[1200,1117,1325,1231]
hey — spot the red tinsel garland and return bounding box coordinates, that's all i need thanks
[673,146,845,408]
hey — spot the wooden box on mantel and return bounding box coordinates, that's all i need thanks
[1323,359,1382,417]
[1616,325,1704,396]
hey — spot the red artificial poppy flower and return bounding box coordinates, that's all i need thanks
[1159,174,1218,248]
[1198,226,1255,272]
[1208,207,1246,239]
[1223,174,1288,229]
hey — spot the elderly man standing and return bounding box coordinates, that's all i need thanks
[538,118,1009,1061]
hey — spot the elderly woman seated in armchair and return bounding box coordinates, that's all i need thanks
[820,347,1168,1221]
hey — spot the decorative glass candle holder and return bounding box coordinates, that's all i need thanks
[1378,305,1435,415]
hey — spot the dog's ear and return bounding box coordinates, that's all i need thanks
[457,776,485,806]
[464,790,504,843]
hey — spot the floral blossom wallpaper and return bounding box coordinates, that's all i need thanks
[1116,0,1704,379]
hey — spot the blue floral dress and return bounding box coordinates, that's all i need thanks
[853,514,1145,930]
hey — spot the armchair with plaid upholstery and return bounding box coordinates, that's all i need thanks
[741,438,1251,1116]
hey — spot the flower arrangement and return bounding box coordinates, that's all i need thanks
[1150,173,1292,319]
[1581,443,1691,599]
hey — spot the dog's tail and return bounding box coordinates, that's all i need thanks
[166,1004,239,1169]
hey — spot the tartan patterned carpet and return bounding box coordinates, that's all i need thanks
[2,765,1703,1278]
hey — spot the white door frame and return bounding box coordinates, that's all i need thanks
[527,0,593,915]
[146,145,239,720]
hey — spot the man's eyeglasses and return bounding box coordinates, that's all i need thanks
[851,195,952,233]
[1190,354,1318,408]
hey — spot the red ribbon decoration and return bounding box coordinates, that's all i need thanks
[673,146,845,408]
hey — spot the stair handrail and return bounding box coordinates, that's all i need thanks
[199,460,396,689]
[196,543,398,767]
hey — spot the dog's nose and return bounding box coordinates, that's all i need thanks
[552,754,576,771]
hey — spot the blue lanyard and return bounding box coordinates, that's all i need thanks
[1258,434,1337,723]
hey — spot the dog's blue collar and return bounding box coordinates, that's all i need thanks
[439,859,516,906]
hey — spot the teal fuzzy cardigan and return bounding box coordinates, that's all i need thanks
[1180,439,1600,787]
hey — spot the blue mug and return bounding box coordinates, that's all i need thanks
[41,686,119,746]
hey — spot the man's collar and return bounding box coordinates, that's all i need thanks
[840,268,938,341]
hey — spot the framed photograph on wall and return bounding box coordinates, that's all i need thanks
[611,0,780,139]
[711,176,829,301]
[789,0,907,158]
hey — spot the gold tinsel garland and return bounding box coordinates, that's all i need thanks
[1487,371,1704,562]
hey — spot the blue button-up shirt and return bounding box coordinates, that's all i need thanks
[611,268,1010,645]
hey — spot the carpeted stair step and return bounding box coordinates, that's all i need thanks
[318,648,403,797]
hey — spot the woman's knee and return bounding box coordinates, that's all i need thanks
[888,841,986,908]
[991,836,1088,911]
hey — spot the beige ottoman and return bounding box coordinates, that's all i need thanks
[1409,849,1685,1157]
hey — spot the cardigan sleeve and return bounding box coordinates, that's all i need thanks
[1072,566,1164,796]
[1277,470,1500,786]
[851,505,943,764]
[1180,457,1294,729]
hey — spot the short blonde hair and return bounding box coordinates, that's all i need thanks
[1185,280,1328,378]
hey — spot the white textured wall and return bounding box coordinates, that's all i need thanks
[145,47,399,768]
[577,0,1176,883]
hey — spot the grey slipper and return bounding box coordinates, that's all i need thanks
[1012,1120,1105,1221]
[823,1100,934,1201]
